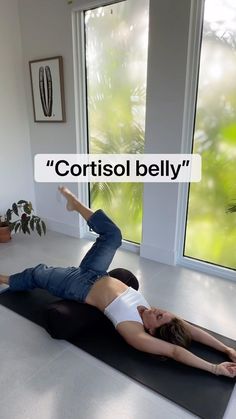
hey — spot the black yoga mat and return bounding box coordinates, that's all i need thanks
[0,288,235,419]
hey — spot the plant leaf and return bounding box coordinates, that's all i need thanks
[12,203,18,216]
[36,222,42,236]
[24,204,31,215]
[30,218,35,231]
[25,225,31,235]
[15,222,21,233]
[9,222,16,232]
[6,209,12,222]
[17,200,28,205]
[41,220,46,235]
[21,223,26,234]
[226,204,236,213]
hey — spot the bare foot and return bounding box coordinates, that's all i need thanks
[0,275,9,285]
[58,186,77,211]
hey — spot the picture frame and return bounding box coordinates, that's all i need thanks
[29,56,66,122]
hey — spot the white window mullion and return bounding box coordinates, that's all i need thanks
[72,10,89,237]
[72,5,141,253]
[175,0,204,264]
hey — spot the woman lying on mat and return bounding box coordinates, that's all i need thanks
[1,187,236,378]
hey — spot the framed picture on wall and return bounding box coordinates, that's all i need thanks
[29,56,66,122]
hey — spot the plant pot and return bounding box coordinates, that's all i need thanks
[0,226,11,243]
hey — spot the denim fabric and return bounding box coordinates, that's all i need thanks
[9,210,122,302]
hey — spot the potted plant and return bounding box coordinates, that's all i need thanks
[0,216,11,243]
[0,200,46,243]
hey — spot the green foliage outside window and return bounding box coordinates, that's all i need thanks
[85,0,236,270]
[185,0,236,270]
[85,0,149,243]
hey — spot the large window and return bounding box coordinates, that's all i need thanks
[84,0,149,243]
[184,0,236,270]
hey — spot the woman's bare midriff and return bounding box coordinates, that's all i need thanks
[85,275,128,311]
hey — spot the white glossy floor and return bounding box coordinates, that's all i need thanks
[0,231,236,419]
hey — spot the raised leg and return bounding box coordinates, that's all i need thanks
[79,209,122,273]
[59,186,122,274]
[58,186,94,221]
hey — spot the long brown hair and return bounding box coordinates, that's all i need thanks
[154,317,192,348]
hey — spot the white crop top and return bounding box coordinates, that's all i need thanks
[104,287,151,328]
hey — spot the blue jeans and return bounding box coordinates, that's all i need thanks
[9,210,122,302]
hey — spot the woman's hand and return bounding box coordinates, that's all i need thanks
[226,347,236,362]
[214,362,236,377]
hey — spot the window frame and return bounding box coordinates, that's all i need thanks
[176,0,236,281]
[71,0,140,254]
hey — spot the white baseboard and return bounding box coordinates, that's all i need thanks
[140,243,176,266]
[44,217,80,238]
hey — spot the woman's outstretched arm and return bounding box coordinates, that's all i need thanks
[172,344,236,377]
[122,328,236,377]
[180,320,236,361]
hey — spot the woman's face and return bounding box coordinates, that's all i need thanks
[139,307,174,334]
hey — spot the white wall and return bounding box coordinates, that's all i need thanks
[17,0,191,263]
[140,0,191,265]
[18,0,79,237]
[0,0,35,215]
